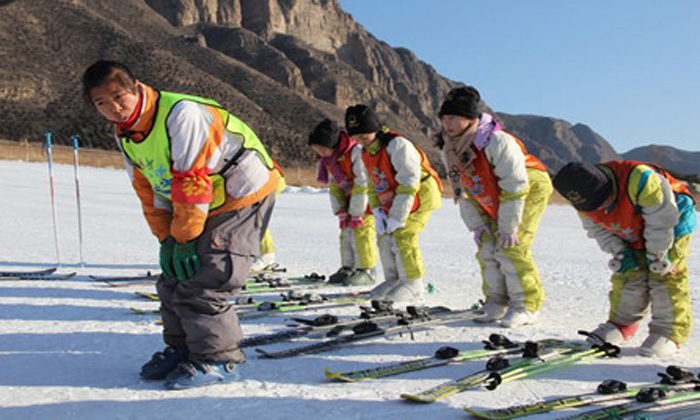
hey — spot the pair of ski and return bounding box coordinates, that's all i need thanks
[398,337,620,403]
[324,333,547,382]
[238,296,368,320]
[134,287,370,304]
[241,300,410,348]
[248,272,327,285]
[560,388,700,420]
[92,268,310,288]
[130,301,363,320]
[255,304,481,359]
[131,290,370,318]
[465,366,700,419]
[0,267,77,280]
[240,280,337,295]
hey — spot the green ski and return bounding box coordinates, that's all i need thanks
[324,335,560,382]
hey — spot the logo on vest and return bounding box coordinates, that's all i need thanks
[606,222,639,243]
[463,167,485,197]
[138,157,171,197]
[371,167,393,206]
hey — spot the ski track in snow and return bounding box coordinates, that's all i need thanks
[0,160,699,420]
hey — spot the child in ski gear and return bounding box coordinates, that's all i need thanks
[437,86,552,327]
[553,161,696,357]
[252,229,278,272]
[308,118,378,286]
[252,173,287,273]
[345,105,442,303]
[83,60,279,388]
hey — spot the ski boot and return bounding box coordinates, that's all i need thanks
[344,267,376,286]
[473,302,507,324]
[500,307,538,328]
[328,267,354,284]
[140,346,189,380]
[250,252,276,272]
[639,333,679,358]
[164,359,240,390]
[369,278,399,300]
[384,279,424,304]
[586,321,637,345]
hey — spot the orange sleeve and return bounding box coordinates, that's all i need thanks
[168,104,226,243]
[170,202,208,244]
[132,168,172,242]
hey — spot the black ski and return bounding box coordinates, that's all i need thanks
[255,306,477,359]
[240,301,407,348]
[0,267,57,277]
[0,268,76,280]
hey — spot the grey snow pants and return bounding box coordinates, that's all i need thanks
[156,193,275,362]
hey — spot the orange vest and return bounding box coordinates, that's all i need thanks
[459,131,547,219]
[362,132,442,212]
[582,160,692,250]
[337,144,356,191]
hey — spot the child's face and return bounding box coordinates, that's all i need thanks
[311,144,334,158]
[441,115,475,138]
[89,80,139,123]
[351,132,376,146]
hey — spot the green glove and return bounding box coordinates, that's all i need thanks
[159,236,176,279]
[608,248,639,273]
[172,240,201,281]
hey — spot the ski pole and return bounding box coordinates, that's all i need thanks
[72,135,84,266]
[45,132,62,265]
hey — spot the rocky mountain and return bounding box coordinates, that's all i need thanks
[622,145,700,180]
[1,0,688,176]
[495,113,621,172]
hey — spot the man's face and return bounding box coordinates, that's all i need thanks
[90,80,139,123]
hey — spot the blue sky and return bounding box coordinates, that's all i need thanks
[338,0,699,153]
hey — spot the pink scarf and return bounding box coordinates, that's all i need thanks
[317,131,356,193]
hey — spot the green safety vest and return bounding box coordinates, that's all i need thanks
[119,90,274,209]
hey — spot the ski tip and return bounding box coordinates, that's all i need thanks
[130,307,158,315]
[399,394,435,404]
[323,368,341,380]
[323,369,356,382]
[254,348,275,359]
[462,407,492,419]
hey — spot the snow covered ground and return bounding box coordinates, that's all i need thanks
[0,160,699,420]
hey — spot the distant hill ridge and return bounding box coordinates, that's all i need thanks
[0,0,697,177]
[621,145,700,180]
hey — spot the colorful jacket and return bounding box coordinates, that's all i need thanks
[442,116,547,234]
[362,129,442,223]
[115,84,279,244]
[579,161,695,255]
[329,142,370,217]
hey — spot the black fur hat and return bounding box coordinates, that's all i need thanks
[553,162,613,212]
[345,105,381,136]
[438,86,481,119]
[308,118,341,149]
